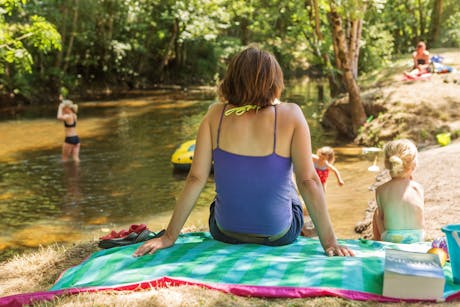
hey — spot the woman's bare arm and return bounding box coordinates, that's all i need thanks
[57,103,67,120]
[290,104,353,256]
[133,109,214,256]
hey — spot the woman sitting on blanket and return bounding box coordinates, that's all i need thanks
[134,46,354,257]
[404,41,431,79]
[372,139,425,244]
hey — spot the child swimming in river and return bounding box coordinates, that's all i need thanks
[57,99,80,162]
[312,146,344,191]
[372,139,425,244]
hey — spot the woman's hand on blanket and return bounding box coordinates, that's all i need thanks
[133,235,174,257]
[325,244,355,257]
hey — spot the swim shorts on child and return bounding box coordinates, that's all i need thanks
[65,135,80,145]
[381,229,425,244]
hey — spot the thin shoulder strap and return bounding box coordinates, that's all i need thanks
[273,105,277,153]
[216,104,227,148]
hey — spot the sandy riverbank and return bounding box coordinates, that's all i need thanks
[356,49,460,147]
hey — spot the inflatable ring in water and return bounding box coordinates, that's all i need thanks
[171,140,195,171]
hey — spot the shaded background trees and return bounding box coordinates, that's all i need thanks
[1,0,459,107]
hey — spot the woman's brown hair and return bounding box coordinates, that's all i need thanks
[218,46,284,107]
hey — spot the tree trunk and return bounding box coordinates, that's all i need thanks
[240,17,250,45]
[317,84,324,102]
[417,0,426,38]
[428,0,443,47]
[328,4,366,137]
[54,2,68,70]
[312,0,321,42]
[306,0,345,97]
[158,18,179,77]
[404,1,419,43]
[348,19,362,79]
[62,0,79,74]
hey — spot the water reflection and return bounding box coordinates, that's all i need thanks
[62,161,82,218]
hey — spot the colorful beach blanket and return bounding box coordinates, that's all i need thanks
[1,232,460,306]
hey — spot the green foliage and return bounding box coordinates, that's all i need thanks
[1,0,459,103]
[168,0,230,43]
[359,23,394,73]
[376,0,460,52]
[0,0,61,97]
[0,0,26,13]
[25,15,61,52]
[441,12,460,47]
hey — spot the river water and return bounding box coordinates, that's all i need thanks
[0,81,382,260]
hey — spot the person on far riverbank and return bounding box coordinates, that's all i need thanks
[404,41,431,79]
[134,46,354,257]
[57,99,80,162]
[312,146,344,192]
[372,139,425,244]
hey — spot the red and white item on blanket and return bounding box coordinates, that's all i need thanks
[99,224,148,240]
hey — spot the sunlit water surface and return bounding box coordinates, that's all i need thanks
[0,82,382,260]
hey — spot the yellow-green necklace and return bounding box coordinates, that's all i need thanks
[224,99,280,116]
[224,104,260,116]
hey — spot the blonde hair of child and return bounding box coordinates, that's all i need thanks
[61,100,78,113]
[384,139,418,178]
[317,146,335,163]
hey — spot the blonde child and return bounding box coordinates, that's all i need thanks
[57,99,80,162]
[298,146,343,237]
[372,139,425,243]
[312,146,344,191]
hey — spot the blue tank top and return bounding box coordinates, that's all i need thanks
[213,104,297,236]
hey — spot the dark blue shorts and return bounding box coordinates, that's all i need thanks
[65,135,80,145]
[208,200,304,246]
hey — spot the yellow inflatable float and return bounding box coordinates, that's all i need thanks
[171,140,195,171]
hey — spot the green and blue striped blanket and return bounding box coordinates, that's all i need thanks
[50,232,460,301]
[1,232,459,306]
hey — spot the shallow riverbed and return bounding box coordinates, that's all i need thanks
[0,83,382,259]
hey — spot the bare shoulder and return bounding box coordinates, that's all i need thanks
[277,101,301,111]
[410,180,424,194]
[277,102,304,120]
[376,179,392,194]
[205,102,225,120]
[207,101,225,113]
[375,182,386,195]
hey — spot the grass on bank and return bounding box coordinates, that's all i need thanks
[0,239,458,306]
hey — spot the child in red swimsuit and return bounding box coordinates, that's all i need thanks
[312,146,344,191]
[299,146,345,237]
